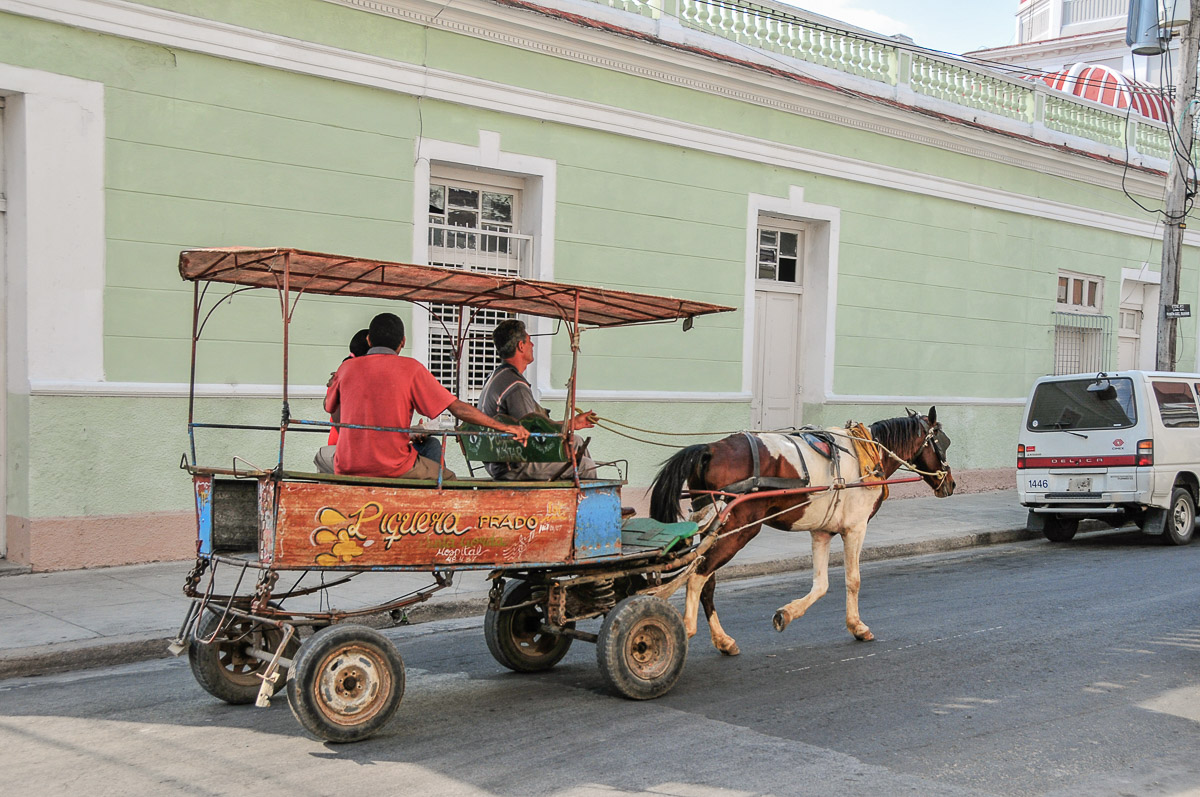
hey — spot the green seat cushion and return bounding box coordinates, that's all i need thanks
[459,413,568,463]
[620,517,700,551]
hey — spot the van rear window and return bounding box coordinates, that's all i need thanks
[1027,377,1136,431]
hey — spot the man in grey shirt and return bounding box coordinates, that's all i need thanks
[477,319,599,480]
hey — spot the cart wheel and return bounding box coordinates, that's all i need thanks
[189,607,299,705]
[597,595,687,700]
[484,580,574,673]
[286,624,404,743]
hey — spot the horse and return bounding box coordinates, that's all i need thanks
[648,407,954,656]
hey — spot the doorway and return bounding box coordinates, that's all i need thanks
[751,222,804,430]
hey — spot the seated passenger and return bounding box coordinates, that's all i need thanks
[316,327,442,472]
[319,312,527,480]
[478,319,599,480]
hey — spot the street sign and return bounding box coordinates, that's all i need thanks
[1166,304,1192,319]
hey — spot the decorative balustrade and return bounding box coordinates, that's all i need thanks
[675,0,897,83]
[1134,122,1173,160]
[1044,94,1126,147]
[910,55,1034,122]
[571,0,1179,163]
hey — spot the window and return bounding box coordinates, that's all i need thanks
[1054,271,1110,375]
[425,174,531,401]
[1057,271,1103,313]
[756,224,803,286]
[1152,381,1199,428]
[1027,377,1136,431]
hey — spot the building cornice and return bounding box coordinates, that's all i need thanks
[327,0,1169,197]
[1,0,1181,232]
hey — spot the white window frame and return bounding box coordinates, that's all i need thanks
[1057,269,1104,314]
[425,167,528,402]
[755,218,805,296]
[411,133,557,396]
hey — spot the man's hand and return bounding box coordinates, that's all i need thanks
[505,424,530,446]
[570,409,598,431]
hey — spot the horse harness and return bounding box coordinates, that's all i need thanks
[693,427,876,510]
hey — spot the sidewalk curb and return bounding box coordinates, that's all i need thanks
[0,525,1041,681]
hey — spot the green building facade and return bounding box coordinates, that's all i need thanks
[1,0,1194,569]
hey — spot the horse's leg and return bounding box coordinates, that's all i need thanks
[689,521,762,654]
[682,571,706,639]
[842,523,874,641]
[700,573,739,656]
[772,531,832,632]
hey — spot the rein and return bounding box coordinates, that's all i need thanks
[592,413,949,484]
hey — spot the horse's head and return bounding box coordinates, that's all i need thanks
[907,406,955,497]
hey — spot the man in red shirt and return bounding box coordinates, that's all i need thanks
[322,312,528,480]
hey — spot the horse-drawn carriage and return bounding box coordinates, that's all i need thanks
[174,247,954,743]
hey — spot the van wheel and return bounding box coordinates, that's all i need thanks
[1163,487,1195,545]
[1042,515,1078,542]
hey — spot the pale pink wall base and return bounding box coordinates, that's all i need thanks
[7,511,195,572]
[6,469,1012,571]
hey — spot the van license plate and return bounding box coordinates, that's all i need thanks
[1068,477,1093,492]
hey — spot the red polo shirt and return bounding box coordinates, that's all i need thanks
[324,351,456,477]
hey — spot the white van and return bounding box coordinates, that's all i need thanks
[1018,370,1200,545]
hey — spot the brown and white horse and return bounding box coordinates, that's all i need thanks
[649,408,954,656]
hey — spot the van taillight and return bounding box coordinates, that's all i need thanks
[1017,443,1026,469]
[1136,439,1153,467]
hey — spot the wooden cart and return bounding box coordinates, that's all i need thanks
[173,247,733,742]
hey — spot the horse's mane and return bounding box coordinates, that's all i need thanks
[868,415,924,459]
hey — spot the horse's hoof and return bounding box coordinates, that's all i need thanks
[853,628,874,642]
[772,611,789,632]
[718,641,740,656]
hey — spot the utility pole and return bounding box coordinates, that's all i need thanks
[1156,0,1200,371]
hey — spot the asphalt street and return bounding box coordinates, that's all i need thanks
[2,532,1198,796]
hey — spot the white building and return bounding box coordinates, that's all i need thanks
[969,0,1179,86]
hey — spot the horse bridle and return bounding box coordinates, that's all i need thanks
[913,416,952,488]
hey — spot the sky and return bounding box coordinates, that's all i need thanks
[789,0,1019,55]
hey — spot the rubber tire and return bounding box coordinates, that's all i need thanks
[484,580,574,673]
[286,624,405,743]
[189,607,299,705]
[1042,515,1079,543]
[1163,487,1196,545]
[597,595,688,700]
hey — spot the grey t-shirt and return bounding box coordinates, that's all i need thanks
[477,363,546,477]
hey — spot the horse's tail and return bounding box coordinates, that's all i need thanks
[649,444,713,522]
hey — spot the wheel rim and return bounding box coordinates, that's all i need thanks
[624,618,674,680]
[511,605,560,658]
[312,645,392,727]
[1174,495,1194,535]
[215,619,274,687]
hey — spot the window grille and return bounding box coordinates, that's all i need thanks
[1053,311,1112,375]
[1062,0,1124,26]
[1018,1,1051,42]
[426,221,532,401]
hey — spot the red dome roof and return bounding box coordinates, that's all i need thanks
[1023,63,1169,122]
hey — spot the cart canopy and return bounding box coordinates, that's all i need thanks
[180,247,734,328]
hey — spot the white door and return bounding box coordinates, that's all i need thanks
[751,223,804,430]
[752,289,802,430]
[1118,308,1142,370]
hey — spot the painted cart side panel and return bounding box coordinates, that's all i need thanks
[574,485,622,559]
[271,482,580,569]
[195,475,213,556]
[259,478,277,566]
